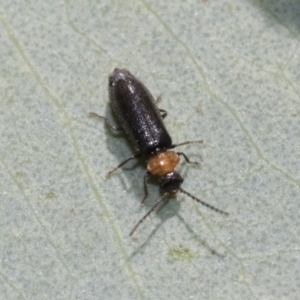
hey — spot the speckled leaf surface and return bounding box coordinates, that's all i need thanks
[0,1,299,299]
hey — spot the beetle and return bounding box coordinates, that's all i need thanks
[90,68,228,236]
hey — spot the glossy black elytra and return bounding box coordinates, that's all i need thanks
[90,68,228,236]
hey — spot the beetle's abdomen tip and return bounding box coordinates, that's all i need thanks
[110,68,130,79]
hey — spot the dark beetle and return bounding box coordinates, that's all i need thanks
[90,68,228,236]
[109,69,172,155]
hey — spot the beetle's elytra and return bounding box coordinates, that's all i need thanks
[90,68,228,236]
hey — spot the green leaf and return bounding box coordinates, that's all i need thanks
[0,0,299,299]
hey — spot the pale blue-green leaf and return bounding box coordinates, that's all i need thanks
[0,0,299,299]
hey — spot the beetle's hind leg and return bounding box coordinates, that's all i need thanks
[172,140,203,148]
[89,112,123,131]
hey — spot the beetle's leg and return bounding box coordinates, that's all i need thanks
[155,94,162,103]
[155,94,167,118]
[159,109,167,119]
[170,140,203,166]
[171,140,203,148]
[89,112,123,131]
[141,171,151,204]
[177,152,201,167]
[107,153,141,177]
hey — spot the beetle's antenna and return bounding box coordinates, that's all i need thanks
[130,193,169,236]
[179,188,229,215]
